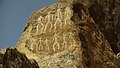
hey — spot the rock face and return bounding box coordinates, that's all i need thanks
[14,0,120,68]
[0,48,39,68]
[88,0,120,54]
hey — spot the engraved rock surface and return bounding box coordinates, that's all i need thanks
[15,0,120,68]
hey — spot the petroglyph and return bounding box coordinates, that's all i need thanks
[16,6,80,53]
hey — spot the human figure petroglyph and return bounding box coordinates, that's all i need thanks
[17,6,80,53]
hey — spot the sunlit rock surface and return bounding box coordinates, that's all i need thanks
[1,0,120,68]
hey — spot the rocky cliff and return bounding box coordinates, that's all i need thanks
[0,48,39,68]
[1,0,120,68]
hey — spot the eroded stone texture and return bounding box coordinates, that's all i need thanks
[16,0,120,68]
[88,0,120,54]
[0,48,39,68]
[0,48,6,54]
[16,5,81,54]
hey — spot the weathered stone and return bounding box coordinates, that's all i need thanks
[5,0,120,68]
[88,0,120,54]
[0,48,39,68]
[0,48,6,54]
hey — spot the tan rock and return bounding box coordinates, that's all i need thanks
[15,0,120,68]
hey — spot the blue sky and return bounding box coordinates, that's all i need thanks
[0,0,58,48]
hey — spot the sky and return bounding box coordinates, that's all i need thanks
[0,0,58,48]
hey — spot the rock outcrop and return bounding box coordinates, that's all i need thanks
[0,48,6,54]
[88,0,120,54]
[0,48,39,68]
[0,0,120,68]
